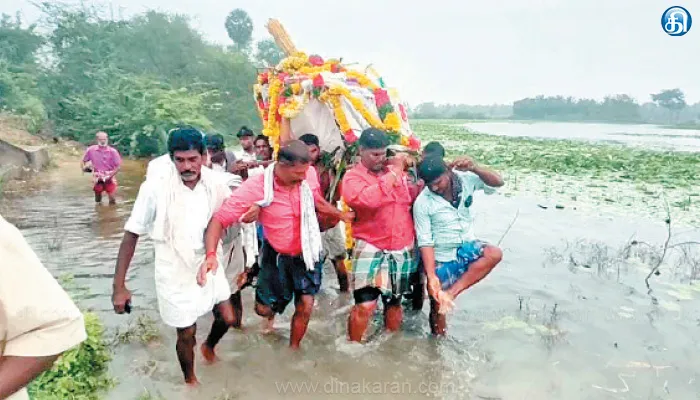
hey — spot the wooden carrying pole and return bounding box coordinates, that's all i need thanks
[266,19,298,56]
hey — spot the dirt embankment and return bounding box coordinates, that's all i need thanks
[0,114,84,193]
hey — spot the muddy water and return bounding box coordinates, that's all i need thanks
[2,159,700,400]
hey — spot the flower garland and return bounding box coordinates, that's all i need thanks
[326,86,387,131]
[278,94,308,119]
[262,77,283,140]
[342,198,354,272]
[328,93,354,141]
[256,53,418,149]
[346,70,379,90]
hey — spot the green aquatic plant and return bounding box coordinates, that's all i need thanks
[114,314,161,345]
[27,312,115,400]
[414,121,699,188]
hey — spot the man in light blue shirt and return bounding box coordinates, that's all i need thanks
[413,155,504,335]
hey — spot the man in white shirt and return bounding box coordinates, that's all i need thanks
[111,127,235,387]
[0,215,87,400]
[234,126,257,163]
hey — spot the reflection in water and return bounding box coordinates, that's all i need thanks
[2,159,700,399]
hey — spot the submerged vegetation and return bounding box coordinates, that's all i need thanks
[415,121,700,225]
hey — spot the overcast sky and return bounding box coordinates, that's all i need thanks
[2,0,699,105]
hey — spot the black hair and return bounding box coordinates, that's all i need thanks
[423,141,446,158]
[254,134,270,146]
[418,155,449,184]
[298,133,320,147]
[205,133,225,151]
[358,128,390,149]
[237,126,254,138]
[168,127,205,158]
[278,140,311,165]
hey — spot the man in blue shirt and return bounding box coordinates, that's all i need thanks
[413,155,504,335]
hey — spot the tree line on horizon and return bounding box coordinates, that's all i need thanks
[410,89,700,126]
[0,5,283,156]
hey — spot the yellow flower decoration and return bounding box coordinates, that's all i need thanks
[263,77,283,139]
[383,112,402,133]
[342,199,355,269]
[329,94,352,134]
[291,83,302,95]
[326,86,385,130]
[346,70,379,90]
[400,135,410,147]
[279,93,309,119]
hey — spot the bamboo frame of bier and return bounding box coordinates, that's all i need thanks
[266,19,298,56]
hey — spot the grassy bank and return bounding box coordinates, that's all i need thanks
[413,121,700,226]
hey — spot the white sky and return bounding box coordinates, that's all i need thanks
[2,0,699,105]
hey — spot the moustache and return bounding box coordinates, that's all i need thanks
[181,171,196,177]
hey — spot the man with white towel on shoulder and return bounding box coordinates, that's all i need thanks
[200,141,355,349]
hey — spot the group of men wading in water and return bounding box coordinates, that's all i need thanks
[97,118,505,386]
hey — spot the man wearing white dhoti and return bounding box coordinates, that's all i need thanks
[111,127,235,387]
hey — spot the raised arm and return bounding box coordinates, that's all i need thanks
[341,170,401,210]
[452,157,504,187]
[280,117,293,146]
[471,164,503,187]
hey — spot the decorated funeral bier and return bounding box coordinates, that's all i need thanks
[254,20,422,262]
[253,19,421,157]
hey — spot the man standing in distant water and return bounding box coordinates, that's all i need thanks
[81,131,122,204]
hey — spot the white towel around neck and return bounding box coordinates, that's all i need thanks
[151,164,229,269]
[257,162,322,270]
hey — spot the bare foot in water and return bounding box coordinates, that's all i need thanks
[185,378,200,388]
[260,318,275,335]
[200,343,218,364]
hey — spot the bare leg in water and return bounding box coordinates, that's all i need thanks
[348,300,378,342]
[176,324,199,386]
[333,258,349,293]
[290,294,315,349]
[429,296,447,336]
[202,294,241,363]
[383,296,403,332]
[255,302,276,334]
[432,246,502,335]
[445,246,502,300]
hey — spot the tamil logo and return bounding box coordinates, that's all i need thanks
[662,6,692,36]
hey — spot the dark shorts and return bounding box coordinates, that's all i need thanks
[435,240,487,290]
[93,178,117,194]
[255,239,323,314]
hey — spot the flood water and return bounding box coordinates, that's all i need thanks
[463,121,700,152]
[2,159,700,399]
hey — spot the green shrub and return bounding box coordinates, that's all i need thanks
[27,312,115,400]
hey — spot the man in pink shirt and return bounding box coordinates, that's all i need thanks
[342,128,423,342]
[81,131,122,204]
[200,141,353,349]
